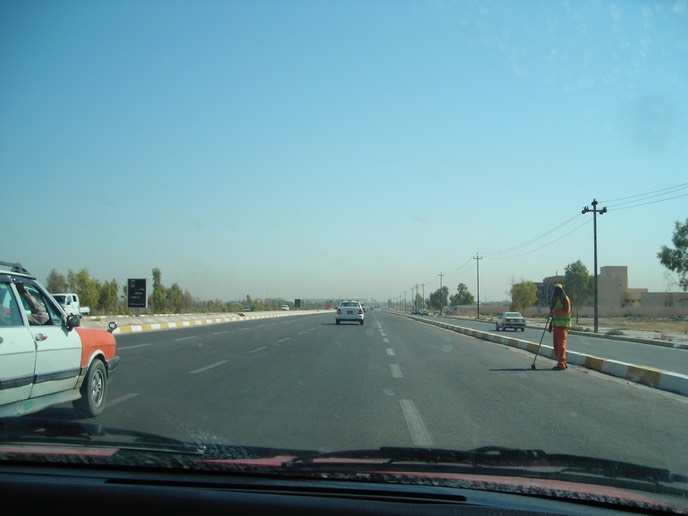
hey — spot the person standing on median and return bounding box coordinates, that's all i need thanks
[548,283,571,370]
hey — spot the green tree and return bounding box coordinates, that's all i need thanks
[510,281,536,313]
[168,283,183,313]
[564,260,593,323]
[658,217,688,291]
[428,286,449,311]
[46,269,68,293]
[67,268,101,311]
[450,282,475,306]
[182,290,193,313]
[149,267,168,313]
[98,279,119,315]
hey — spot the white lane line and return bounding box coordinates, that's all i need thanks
[189,360,228,374]
[213,331,228,335]
[277,337,290,343]
[390,364,403,378]
[250,347,266,353]
[386,348,396,356]
[383,337,390,344]
[106,393,139,408]
[175,336,197,341]
[380,332,387,337]
[119,343,151,350]
[400,399,433,446]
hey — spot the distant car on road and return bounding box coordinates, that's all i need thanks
[335,300,365,325]
[280,304,289,311]
[496,311,526,331]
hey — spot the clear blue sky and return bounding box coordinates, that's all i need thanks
[2,0,686,304]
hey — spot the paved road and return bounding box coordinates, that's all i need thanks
[66,310,688,475]
[83,309,688,395]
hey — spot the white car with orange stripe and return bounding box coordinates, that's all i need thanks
[0,262,119,418]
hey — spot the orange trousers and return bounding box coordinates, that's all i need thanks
[552,326,568,368]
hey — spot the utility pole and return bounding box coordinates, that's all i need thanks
[474,254,482,319]
[582,199,607,333]
[421,283,425,310]
[438,272,444,314]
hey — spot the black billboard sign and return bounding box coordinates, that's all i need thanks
[127,278,147,308]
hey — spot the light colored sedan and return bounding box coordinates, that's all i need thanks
[496,311,526,331]
[336,300,365,325]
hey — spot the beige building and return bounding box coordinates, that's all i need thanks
[538,266,688,317]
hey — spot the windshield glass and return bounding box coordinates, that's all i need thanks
[2,0,687,512]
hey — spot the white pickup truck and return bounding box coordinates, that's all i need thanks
[52,293,90,317]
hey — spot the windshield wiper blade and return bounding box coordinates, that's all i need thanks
[0,417,204,455]
[282,446,688,485]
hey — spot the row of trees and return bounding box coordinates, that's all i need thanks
[44,267,326,316]
[415,282,476,311]
[418,260,592,322]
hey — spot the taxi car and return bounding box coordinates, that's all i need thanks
[335,300,365,325]
[0,261,119,418]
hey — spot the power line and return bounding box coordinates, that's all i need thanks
[606,192,688,211]
[488,219,591,260]
[600,181,688,204]
[481,181,687,261]
[482,213,581,258]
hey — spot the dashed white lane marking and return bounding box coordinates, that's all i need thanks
[277,337,290,343]
[386,348,396,356]
[250,346,266,353]
[175,336,197,341]
[400,399,433,446]
[390,364,403,378]
[189,360,228,374]
[119,343,151,350]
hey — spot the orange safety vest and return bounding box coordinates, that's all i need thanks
[551,295,571,327]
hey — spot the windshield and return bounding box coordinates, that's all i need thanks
[2,0,687,512]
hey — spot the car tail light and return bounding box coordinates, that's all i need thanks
[358,309,364,314]
[337,308,341,314]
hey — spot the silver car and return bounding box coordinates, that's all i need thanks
[335,300,365,325]
[496,311,526,332]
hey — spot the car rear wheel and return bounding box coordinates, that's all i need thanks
[360,320,364,325]
[336,319,340,325]
[73,360,107,418]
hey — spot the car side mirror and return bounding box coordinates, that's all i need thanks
[66,314,81,330]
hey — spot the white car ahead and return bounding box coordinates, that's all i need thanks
[335,300,365,325]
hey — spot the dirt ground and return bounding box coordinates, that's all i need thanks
[563,316,688,344]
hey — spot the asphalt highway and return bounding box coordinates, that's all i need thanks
[63,310,688,475]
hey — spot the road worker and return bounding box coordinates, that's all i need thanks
[548,283,571,370]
